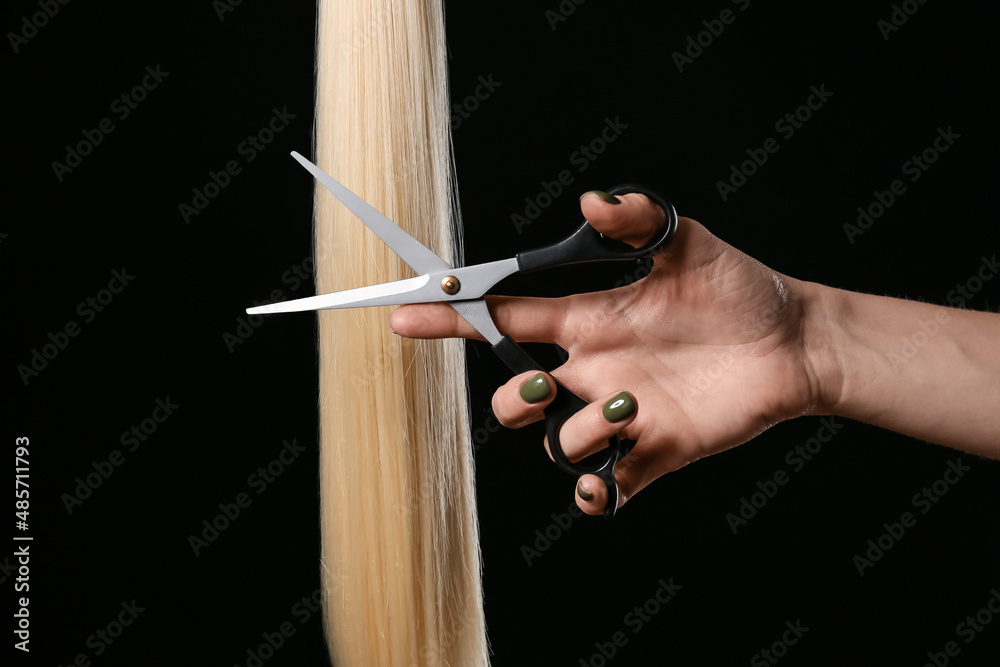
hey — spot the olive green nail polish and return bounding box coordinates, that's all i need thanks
[603,391,635,422]
[581,190,621,205]
[519,373,551,403]
[577,480,594,501]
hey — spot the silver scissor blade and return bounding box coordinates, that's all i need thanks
[451,300,503,346]
[290,151,451,275]
[246,275,431,315]
[246,258,520,317]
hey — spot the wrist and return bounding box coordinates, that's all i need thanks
[789,278,849,417]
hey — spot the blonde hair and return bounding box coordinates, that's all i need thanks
[313,1,488,665]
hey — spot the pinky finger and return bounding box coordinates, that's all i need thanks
[575,474,611,516]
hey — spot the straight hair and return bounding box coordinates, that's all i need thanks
[313,1,488,664]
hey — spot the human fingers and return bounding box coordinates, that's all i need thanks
[579,191,667,248]
[573,451,648,516]
[574,463,643,516]
[491,371,557,429]
[574,474,609,516]
[576,428,699,515]
[549,390,638,462]
[389,295,570,343]
[547,390,637,516]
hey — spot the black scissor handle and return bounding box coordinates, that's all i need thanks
[515,184,678,274]
[492,336,630,519]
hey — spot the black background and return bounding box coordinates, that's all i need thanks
[5,0,1000,665]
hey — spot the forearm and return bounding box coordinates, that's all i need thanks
[798,280,1000,457]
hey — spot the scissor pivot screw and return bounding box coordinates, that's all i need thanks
[440,276,461,295]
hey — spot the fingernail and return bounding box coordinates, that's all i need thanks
[519,373,551,403]
[580,190,621,205]
[577,480,594,501]
[602,391,635,422]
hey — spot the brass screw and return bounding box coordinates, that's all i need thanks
[440,275,460,295]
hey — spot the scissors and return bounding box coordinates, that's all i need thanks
[248,151,677,518]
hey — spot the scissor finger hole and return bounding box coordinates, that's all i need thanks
[544,432,621,471]
[550,390,638,463]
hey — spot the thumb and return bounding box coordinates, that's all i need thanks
[580,191,666,248]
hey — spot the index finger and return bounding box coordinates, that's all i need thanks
[389,295,569,342]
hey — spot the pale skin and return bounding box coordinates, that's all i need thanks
[390,193,1000,515]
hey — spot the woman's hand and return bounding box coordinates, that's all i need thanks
[390,191,830,514]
